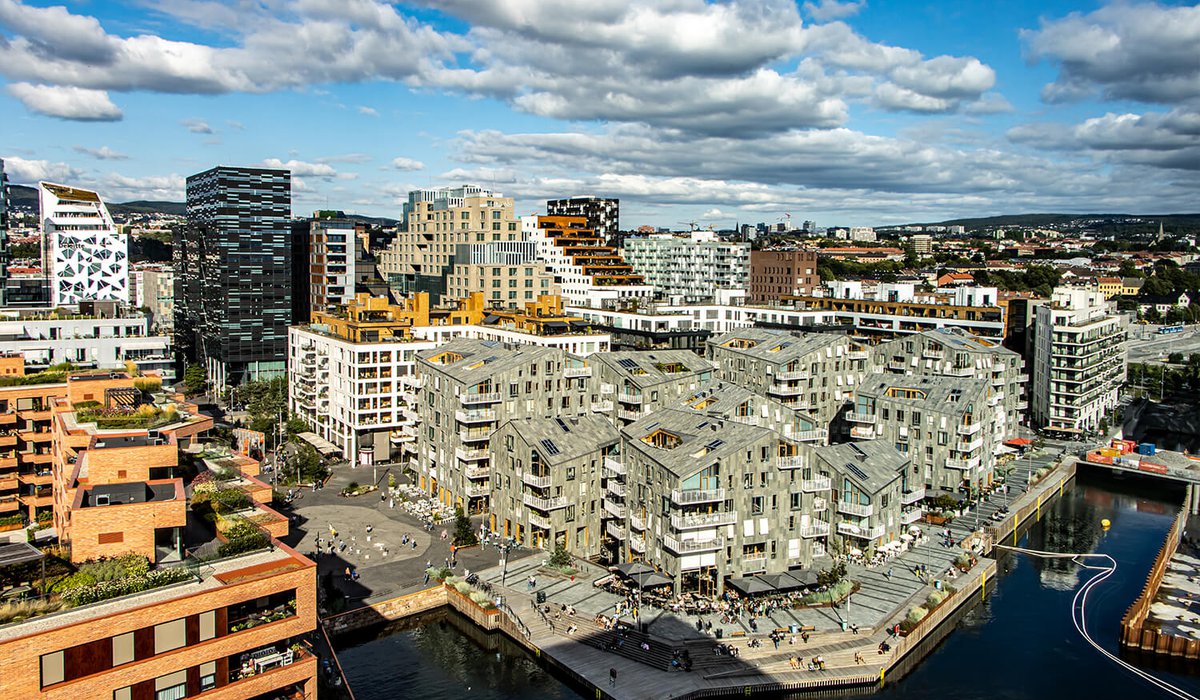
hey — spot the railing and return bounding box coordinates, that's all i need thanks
[800,520,830,538]
[958,437,985,452]
[456,446,488,462]
[564,366,593,378]
[846,412,876,424]
[465,483,490,498]
[777,454,808,470]
[902,508,925,525]
[850,426,875,439]
[811,497,827,512]
[528,511,552,529]
[603,499,626,519]
[522,472,553,489]
[837,501,874,517]
[606,520,625,539]
[768,384,804,396]
[957,422,983,436]
[670,488,724,505]
[523,493,568,511]
[887,360,908,371]
[617,409,643,421]
[617,392,643,404]
[663,534,723,554]
[742,555,768,573]
[456,409,496,423]
[902,487,926,504]
[464,466,490,479]
[792,429,828,443]
[461,392,501,404]
[671,511,737,530]
[460,427,491,442]
[629,515,645,531]
[801,476,831,492]
[590,400,614,413]
[603,457,625,475]
[946,455,982,470]
[629,534,646,553]
[836,522,886,540]
[923,348,944,359]
[775,369,810,381]
[847,350,869,360]
[606,480,626,497]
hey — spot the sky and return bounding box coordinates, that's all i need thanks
[0,0,1197,229]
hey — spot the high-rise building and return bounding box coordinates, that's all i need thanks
[622,231,750,302]
[308,212,358,315]
[38,182,129,306]
[378,185,557,306]
[546,196,619,245]
[523,215,654,308]
[175,166,291,388]
[1031,287,1126,433]
[0,158,8,306]
[748,250,820,303]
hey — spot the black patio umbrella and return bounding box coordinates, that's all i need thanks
[727,576,777,596]
[630,571,673,589]
[615,562,654,577]
[758,572,804,591]
[790,569,819,588]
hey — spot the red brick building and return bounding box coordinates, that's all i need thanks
[749,250,820,303]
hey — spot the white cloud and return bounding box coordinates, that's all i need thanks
[701,208,726,220]
[72,145,129,160]
[262,158,338,178]
[803,0,865,22]
[181,118,213,134]
[1023,2,1200,105]
[391,157,426,171]
[1008,108,1200,171]
[0,156,80,184]
[6,83,122,121]
[357,105,379,116]
[225,119,245,130]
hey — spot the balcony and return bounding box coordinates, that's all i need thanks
[603,457,625,476]
[606,480,626,497]
[846,412,876,424]
[456,409,496,424]
[901,509,925,525]
[957,422,983,436]
[742,554,768,574]
[945,456,982,470]
[461,392,501,405]
[792,429,828,443]
[850,426,876,439]
[923,348,944,360]
[564,366,593,378]
[812,497,828,512]
[800,520,830,538]
[848,350,869,360]
[671,488,725,505]
[777,454,808,470]
[606,521,625,539]
[887,359,908,371]
[522,472,553,489]
[629,534,646,553]
[464,465,490,479]
[671,511,737,530]
[837,522,886,540]
[529,511,552,529]
[455,446,488,462]
[801,476,832,492]
[629,515,645,531]
[837,501,874,517]
[1016,400,1028,410]
[590,400,614,413]
[617,409,643,422]
[524,493,569,511]
[768,384,804,397]
[1017,373,1030,383]
[465,482,490,498]
[958,437,985,453]
[775,369,810,381]
[617,392,643,404]
[901,487,926,505]
[604,499,626,519]
[459,427,491,442]
[663,534,723,554]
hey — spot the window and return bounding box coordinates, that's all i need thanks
[200,661,217,691]
[154,618,186,654]
[112,632,135,666]
[114,688,132,700]
[199,610,216,641]
[751,495,765,515]
[790,492,802,511]
[566,466,576,481]
[155,670,188,700]
[40,650,64,687]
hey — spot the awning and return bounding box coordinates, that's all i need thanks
[544,321,569,330]
[758,572,805,591]
[727,576,776,596]
[614,562,654,577]
[789,569,819,588]
[0,541,44,568]
[1004,438,1033,447]
[295,432,342,457]
[481,314,500,325]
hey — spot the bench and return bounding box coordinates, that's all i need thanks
[799,625,816,633]
[729,630,746,637]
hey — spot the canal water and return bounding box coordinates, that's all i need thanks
[335,470,1200,700]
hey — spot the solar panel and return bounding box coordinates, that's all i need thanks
[555,418,571,433]
[845,463,869,481]
[481,340,499,347]
[696,421,709,430]
[705,439,725,449]
[849,444,867,458]
[617,358,640,370]
[540,439,561,456]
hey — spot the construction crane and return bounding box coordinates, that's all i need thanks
[677,220,700,232]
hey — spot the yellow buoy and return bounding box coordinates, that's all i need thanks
[1101,518,1111,530]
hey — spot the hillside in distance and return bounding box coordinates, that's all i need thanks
[902,212,1200,230]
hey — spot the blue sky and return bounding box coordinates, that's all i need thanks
[1,0,1197,228]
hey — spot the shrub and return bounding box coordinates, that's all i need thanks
[549,542,571,568]
[35,511,52,524]
[72,400,102,410]
[0,598,68,624]
[452,507,477,547]
[469,590,495,608]
[61,567,193,606]
[799,578,854,605]
[0,514,26,527]
[906,606,929,624]
[454,581,473,594]
[954,552,971,568]
[218,521,270,557]
[926,590,947,608]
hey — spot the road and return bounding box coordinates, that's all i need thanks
[1125,325,1200,364]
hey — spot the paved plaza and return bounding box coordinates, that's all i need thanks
[1148,516,1200,639]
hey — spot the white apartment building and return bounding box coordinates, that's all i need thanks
[1031,287,1126,433]
[523,215,654,308]
[130,263,174,333]
[38,182,129,306]
[622,231,749,302]
[309,217,357,314]
[287,325,434,463]
[0,307,173,380]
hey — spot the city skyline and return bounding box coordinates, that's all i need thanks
[0,0,1197,227]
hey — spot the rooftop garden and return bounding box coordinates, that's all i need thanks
[75,404,180,430]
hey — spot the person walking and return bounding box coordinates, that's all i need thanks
[609,668,617,687]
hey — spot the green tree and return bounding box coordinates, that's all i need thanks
[284,444,326,485]
[452,507,477,547]
[183,364,207,396]
[549,541,571,568]
[1168,352,1184,364]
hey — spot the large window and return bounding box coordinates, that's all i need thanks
[155,670,188,700]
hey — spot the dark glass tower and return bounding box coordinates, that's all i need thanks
[175,166,291,388]
[0,159,9,306]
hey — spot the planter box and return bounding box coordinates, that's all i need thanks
[0,522,24,532]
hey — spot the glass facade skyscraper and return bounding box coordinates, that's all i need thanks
[175,166,292,388]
